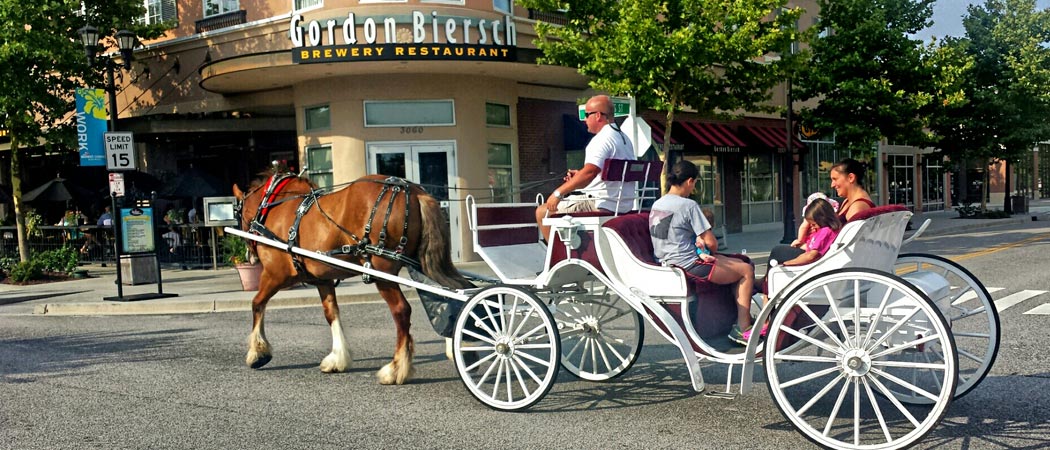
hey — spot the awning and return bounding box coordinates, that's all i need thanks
[744,125,805,150]
[679,121,747,149]
[644,118,678,145]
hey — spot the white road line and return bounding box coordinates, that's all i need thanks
[953,287,1005,305]
[1023,303,1050,315]
[994,290,1048,313]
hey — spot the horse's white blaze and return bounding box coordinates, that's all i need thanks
[320,318,352,373]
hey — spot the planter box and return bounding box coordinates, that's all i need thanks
[235,263,263,291]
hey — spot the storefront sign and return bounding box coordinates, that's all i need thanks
[121,207,155,254]
[76,88,107,167]
[713,146,741,153]
[289,11,516,64]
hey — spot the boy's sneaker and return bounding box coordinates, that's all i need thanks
[728,324,750,346]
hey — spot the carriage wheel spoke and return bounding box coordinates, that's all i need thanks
[923,348,944,393]
[505,295,520,340]
[853,378,861,446]
[952,331,990,339]
[958,347,985,363]
[780,325,845,356]
[798,302,848,350]
[870,333,941,360]
[490,359,505,399]
[869,375,921,427]
[823,283,856,344]
[511,304,535,339]
[507,358,532,399]
[870,360,947,370]
[563,334,586,360]
[462,328,496,345]
[772,354,838,363]
[594,337,613,373]
[579,337,591,370]
[465,352,498,373]
[822,376,852,437]
[515,349,553,367]
[953,305,987,321]
[474,356,499,390]
[481,299,503,335]
[505,359,514,402]
[780,365,841,389]
[862,377,894,444]
[865,307,922,352]
[854,282,862,348]
[870,367,940,402]
[950,287,977,306]
[862,288,895,349]
[467,310,500,340]
[599,336,628,367]
[797,373,847,416]
[511,354,543,385]
[514,323,548,345]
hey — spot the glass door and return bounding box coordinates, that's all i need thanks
[367,141,461,261]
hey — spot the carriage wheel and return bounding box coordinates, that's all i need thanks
[765,269,957,450]
[896,253,999,402]
[551,279,643,381]
[453,285,560,411]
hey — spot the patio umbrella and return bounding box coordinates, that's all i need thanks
[22,177,87,202]
[162,167,227,198]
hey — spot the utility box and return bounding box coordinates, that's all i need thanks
[120,254,158,285]
[1011,195,1029,214]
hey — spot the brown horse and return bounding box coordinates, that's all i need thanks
[232,173,472,384]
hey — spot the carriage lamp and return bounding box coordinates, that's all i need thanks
[555,216,582,250]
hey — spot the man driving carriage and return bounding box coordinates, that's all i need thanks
[535,94,636,240]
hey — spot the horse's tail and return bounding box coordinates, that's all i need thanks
[417,194,474,289]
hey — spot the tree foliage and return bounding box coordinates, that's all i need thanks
[794,0,941,151]
[0,0,166,261]
[518,0,803,161]
[931,0,1050,165]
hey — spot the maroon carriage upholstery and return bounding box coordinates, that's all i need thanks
[847,204,909,222]
[602,213,743,340]
[475,204,539,247]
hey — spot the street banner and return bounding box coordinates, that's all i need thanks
[76,88,107,167]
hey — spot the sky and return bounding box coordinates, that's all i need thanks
[913,0,1050,42]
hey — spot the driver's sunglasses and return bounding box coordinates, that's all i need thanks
[585,111,602,118]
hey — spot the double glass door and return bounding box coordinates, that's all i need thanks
[366,141,460,261]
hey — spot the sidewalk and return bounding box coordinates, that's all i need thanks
[3,200,1048,317]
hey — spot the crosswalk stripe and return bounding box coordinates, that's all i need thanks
[994,290,1048,313]
[953,287,1005,305]
[1023,303,1050,315]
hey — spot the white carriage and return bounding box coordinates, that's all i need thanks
[227,159,999,450]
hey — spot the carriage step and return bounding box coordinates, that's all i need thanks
[704,391,738,400]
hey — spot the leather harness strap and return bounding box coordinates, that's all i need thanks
[247,174,422,284]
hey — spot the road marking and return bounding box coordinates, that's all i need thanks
[953,287,1004,305]
[948,232,1050,263]
[1024,303,1050,315]
[994,290,1048,312]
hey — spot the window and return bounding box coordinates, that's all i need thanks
[488,143,513,202]
[294,0,323,10]
[304,104,330,131]
[493,0,511,13]
[306,145,333,188]
[364,100,455,127]
[204,0,238,17]
[485,103,510,127]
[143,0,177,25]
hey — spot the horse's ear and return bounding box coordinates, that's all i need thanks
[233,184,244,200]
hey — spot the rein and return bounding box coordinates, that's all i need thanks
[243,173,422,283]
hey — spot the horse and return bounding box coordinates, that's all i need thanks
[232,173,472,385]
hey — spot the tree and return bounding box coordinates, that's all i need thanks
[0,0,165,261]
[518,0,803,175]
[928,0,1050,210]
[794,0,941,151]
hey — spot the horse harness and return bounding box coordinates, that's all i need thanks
[244,173,423,283]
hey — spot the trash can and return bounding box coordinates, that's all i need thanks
[1011,195,1029,214]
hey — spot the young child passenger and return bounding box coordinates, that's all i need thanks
[745,197,844,341]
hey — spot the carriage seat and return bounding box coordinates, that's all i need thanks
[548,159,662,220]
[598,213,744,339]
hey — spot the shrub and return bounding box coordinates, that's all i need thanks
[955,202,980,218]
[33,246,80,275]
[8,260,43,283]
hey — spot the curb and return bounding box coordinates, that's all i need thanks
[35,291,420,316]
[918,216,1028,237]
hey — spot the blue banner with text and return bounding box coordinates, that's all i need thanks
[76,88,107,167]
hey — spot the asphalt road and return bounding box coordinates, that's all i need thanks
[2,222,1050,449]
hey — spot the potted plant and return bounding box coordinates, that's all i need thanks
[221,233,262,291]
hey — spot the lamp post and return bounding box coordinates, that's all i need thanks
[78,24,137,299]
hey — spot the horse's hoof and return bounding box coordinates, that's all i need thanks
[377,363,413,385]
[248,354,272,369]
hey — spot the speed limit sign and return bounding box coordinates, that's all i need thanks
[104,132,137,170]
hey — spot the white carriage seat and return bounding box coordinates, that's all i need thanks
[466,196,546,284]
[561,159,663,215]
[596,225,689,299]
[766,207,913,302]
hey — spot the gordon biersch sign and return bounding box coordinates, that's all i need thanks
[289,11,517,64]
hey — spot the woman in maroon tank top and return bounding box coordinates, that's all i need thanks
[830,158,875,221]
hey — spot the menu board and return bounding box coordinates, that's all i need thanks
[120,207,155,254]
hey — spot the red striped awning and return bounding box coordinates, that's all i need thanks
[744,125,805,150]
[680,121,748,148]
[644,118,677,145]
